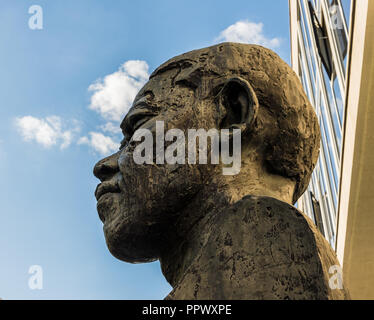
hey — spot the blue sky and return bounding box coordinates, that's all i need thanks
[0,0,291,299]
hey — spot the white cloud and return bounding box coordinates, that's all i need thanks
[15,116,79,149]
[77,136,89,145]
[16,60,145,155]
[100,122,122,134]
[60,131,73,149]
[215,20,281,50]
[88,60,149,122]
[78,132,119,155]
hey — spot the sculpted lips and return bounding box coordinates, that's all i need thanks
[95,180,121,201]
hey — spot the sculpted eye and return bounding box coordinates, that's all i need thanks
[130,114,153,132]
[119,113,155,150]
[119,91,158,149]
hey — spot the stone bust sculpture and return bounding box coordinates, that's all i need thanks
[93,43,349,299]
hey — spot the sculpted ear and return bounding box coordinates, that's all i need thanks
[217,77,258,132]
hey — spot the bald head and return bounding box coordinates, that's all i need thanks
[151,43,320,202]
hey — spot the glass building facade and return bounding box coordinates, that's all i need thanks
[289,0,351,249]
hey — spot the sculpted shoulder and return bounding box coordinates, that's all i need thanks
[166,196,349,300]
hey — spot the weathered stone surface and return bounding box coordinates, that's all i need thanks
[93,43,349,299]
[164,195,349,300]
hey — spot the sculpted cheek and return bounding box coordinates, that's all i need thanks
[117,149,131,174]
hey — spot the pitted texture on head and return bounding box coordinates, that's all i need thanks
[152,43,320,203]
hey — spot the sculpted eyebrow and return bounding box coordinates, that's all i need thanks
[150,59,196,79]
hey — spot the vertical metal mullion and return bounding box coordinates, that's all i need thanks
[320,141,337,217]
[302,0,341,171]
[329,79,343,134]
[318,67,341,169]
[312,171,333,240]
[320,114,339,198]
[320,0,346,93]
[315,163,336,243]
[305,187,315,221]
[297,24,316,104]
[299,2,318,84]
[337,0,349,39]
[319,151,338,233]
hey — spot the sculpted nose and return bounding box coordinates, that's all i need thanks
[93,152,120,181]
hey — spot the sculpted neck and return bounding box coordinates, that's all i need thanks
[159,162,296,289]
[159,182,229,288]
[161,193,348,300]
